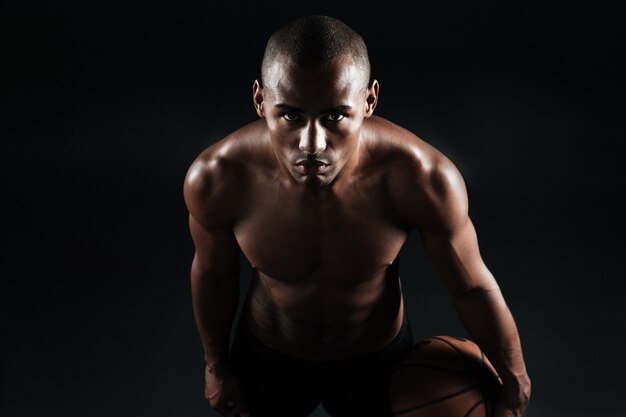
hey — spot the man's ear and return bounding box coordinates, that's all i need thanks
[364,79,379,118]
[252,79,265,118]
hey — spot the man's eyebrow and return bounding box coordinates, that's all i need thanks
[321,105,352,113]
[274,104,352,113]
[274,104,304,112]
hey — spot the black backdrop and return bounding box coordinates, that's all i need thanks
[3,1,624,416]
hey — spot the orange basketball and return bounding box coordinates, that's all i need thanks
[389,335,503,417]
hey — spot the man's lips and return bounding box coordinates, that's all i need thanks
[295,160,329,175]
[296,160,329,166]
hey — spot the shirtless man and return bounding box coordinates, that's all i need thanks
[183,15,531,417]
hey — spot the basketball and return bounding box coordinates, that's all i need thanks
[389,335,503,417]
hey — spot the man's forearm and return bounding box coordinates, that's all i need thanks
[450,285,530,389]
[191,268,240,370]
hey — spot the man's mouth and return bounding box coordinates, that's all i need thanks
[295,160,329,175]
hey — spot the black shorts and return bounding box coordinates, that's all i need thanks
[230,310,415,417]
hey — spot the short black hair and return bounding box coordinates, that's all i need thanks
[261,15,371,89]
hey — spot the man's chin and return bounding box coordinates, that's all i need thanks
[293,171,333,188]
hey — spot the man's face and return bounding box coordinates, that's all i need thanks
[253,54,377,189]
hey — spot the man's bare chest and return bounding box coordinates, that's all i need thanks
[232,179,408,283]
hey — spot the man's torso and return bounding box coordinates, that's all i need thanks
[196,115,440,361]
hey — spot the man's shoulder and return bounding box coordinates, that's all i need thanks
[366,115,453,181]
[366,116,466,229]
[183,120,267,227]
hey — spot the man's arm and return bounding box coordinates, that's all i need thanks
[397,154,531,416]
[184,155,251,416]
[183,157,241,373]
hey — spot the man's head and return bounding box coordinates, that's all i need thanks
[260,15,371,90]
[253,15,379,190]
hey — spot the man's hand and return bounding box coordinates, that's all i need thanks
[493,375,531,417]
[204,364,250,417]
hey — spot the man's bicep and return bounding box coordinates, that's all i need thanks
[188,214,241,280]
[416,159,497,296]
[420,218,497,297]
[183,155,241,280]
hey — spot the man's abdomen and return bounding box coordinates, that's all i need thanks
[243,265,405,361]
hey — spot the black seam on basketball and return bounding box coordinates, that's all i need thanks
[393,383,481,415]
[463,399,486,417]
[430,336,493,414]
[478,349,489,415]
[430,336,478,372]
[394,363,473,374]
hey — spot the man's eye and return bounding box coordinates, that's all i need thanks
[283,112,299,121]
[327,113,345,122]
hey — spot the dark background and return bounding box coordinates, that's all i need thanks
[2,1,624,416]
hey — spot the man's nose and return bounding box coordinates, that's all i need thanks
[298,122,327,154]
